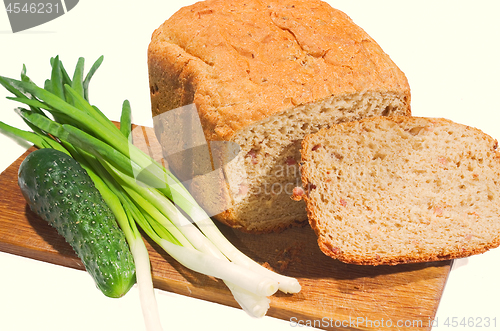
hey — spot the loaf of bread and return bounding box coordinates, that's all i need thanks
[299,116,500,265]
[148,0,411,232]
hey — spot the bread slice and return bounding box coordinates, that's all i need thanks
[148,0,411,233]
[299,116,500,265]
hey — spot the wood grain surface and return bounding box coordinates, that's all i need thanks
[0,125,452,331]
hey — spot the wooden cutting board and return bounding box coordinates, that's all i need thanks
[0,125,452,331]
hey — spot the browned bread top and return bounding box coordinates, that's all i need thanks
[300,116,500,265]
[148,0,410,142]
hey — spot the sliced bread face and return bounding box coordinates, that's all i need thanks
[300,116,500,265]
[222,91,408,233]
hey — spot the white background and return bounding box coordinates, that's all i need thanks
[1,1,499,330]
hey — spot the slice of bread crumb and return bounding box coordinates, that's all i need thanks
[300,116,500,265]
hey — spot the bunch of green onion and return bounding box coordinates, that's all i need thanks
[0,56,300,331]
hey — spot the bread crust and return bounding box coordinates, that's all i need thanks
[148,0,411,232]
[315,235,500,265]
[301,116,500,265]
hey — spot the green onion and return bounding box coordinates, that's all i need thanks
[120,100,132,139]
[71,57,85,98]
[0,56,301,330]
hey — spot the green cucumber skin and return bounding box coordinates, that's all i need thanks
[18,148,136,298]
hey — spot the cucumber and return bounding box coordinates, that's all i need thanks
[18,148,136,298]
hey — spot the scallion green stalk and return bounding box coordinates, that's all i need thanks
[0,56,302,328]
